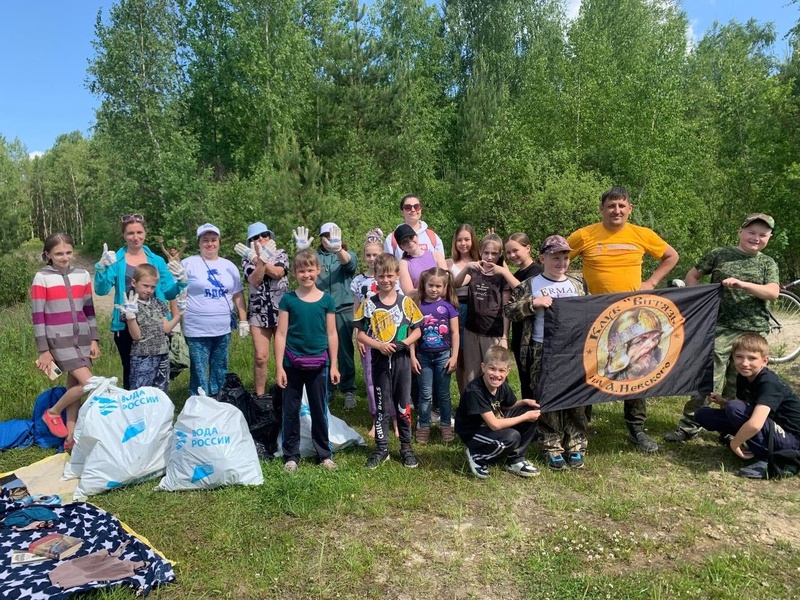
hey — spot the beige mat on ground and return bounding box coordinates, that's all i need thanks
[1,452,78,500]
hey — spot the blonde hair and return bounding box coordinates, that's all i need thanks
[418,267,459,308]
[133,264,159,281]
[732,333,769,358]
[480,233,505,266]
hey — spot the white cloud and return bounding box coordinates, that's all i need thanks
[29,151,44,159]
[565,0,582,21]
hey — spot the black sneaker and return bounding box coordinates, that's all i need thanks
[664,429,696,443]
[547,454,568,471]
[567,452,585,469]
[465,448,489,479]
[400,449,419,468]
[737,460,769,479]
[365,449,390,469]
[627,431,659,453]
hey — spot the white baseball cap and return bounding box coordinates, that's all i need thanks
[197,223,221,238]
[319,222,338,235]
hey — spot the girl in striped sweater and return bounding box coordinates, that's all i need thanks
[33,233,100,449]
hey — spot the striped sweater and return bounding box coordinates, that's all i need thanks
[31,265,99,367]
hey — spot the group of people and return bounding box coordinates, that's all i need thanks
[30,187,800,479]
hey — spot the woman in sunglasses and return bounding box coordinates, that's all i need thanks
[233,222,289,398]
[94,213,186,389]
[384,194,445,259]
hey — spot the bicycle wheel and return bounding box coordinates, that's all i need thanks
[766,291,800,364]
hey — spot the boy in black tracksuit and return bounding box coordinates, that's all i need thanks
[455,345,541,478]
[354,253,423,469]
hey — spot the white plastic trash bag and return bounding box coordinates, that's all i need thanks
[63,377,174,500]
[278,387,366,457]
[156,389,263,491]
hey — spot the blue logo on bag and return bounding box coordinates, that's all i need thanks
[191,463,215,483]
[190,427,231,447]
[175,430,188,451]
[121,419,146,443]
[92,396,119,416]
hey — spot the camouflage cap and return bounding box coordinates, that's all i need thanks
[741,213,775,230]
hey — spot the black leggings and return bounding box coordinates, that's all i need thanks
[114,328,134,390]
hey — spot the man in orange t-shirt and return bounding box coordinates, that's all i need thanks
[567,186,679,452]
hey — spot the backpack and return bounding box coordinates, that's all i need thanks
[0,420,33,451]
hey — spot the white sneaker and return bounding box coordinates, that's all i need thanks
[506,460,540,478]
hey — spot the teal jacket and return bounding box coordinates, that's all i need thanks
[94,245,184,331]
[316,249,358,313]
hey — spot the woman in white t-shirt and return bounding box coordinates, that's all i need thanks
[181,223,247,396]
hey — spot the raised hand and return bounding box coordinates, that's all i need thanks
[234,242,257,263]
[324,225,342,252]
[115,290,140,320]
[176,289,188,314]
[292,226,313,251]
[98,243,117,269]
[258,239,278,263]
[167,259,187,282]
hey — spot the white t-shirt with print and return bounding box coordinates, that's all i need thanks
[181,255,244,337]
[530,274,582,343]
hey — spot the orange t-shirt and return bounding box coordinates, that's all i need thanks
[567,223,668,294]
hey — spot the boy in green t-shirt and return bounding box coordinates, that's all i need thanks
[665,213,780,442]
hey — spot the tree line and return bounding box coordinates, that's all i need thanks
[2,0,799,279]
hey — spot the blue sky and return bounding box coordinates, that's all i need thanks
[1,1,797,155]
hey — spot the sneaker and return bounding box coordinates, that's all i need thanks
[664,428,696,443]
[440,425,455,443]
[415,426,430,445]
[737,460,768,479]
[547,454,568,471]
[465,448,489,479]
[401,449,419,468]
[628,430,659,453]
[42,412,68,438]
[283,460,298,473]
[344,392,356,410]
[320,458,337,470]
[365,449,390,469]
[506,460,540,478]
[567,452,585,469]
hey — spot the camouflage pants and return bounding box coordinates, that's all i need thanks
[526,342,589,455]
[676,326,748,435]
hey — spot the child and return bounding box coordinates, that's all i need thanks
[354,253,423,469]
[275,250,341,472]
[455,346,540,478]
[452,233,520,389]
[396,224,448,297]
[351,230,399,437]
[505,235,588,470]
[665,213,780,442]
[34,233,100,450]
[694,333,800,479]
[412,268,460,444]
[505,232,542,399]
[448,224,479,393]
[118,264,185,391]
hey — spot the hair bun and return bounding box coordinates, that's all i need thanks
[365,228,384,244]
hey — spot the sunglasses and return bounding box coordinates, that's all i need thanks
[121,213,145,224]
[402,203,422,212]
[249,232,271,242]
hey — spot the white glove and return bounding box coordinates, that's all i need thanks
[114,290,140,320]
[238,320,251,338]
[234,242,257,263]
[324,225,342,252]
[258,239,278,263]
[292,226,313,251]
[98,243,117,269]
[176,289,188,314]
[167,260,187,282]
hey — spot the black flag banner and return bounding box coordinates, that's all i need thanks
[537,284,722,411]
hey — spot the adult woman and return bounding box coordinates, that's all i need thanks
[94,213,183,389]
[238,221,289,396]
[182,223,248,396]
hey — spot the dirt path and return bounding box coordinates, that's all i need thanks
[73,251,114,316]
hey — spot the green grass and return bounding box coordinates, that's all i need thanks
[2,302,800,598]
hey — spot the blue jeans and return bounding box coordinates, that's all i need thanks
[417,350,452,428]
[186,334,230,396]
[129,353,170,392]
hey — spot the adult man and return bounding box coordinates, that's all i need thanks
[567,186,679,452]
[385,194,445,259]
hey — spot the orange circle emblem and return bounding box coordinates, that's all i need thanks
[583,294,685,396]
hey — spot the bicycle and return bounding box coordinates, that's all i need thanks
[766,279,800,364]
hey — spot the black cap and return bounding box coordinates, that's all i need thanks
[393,224,416,244]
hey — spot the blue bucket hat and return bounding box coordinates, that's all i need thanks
[247,222,275,242]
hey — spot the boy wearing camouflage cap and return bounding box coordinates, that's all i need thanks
[664,213,780,442]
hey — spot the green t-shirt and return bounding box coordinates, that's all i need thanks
[278,291,336,365]
[695,246,779,333]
